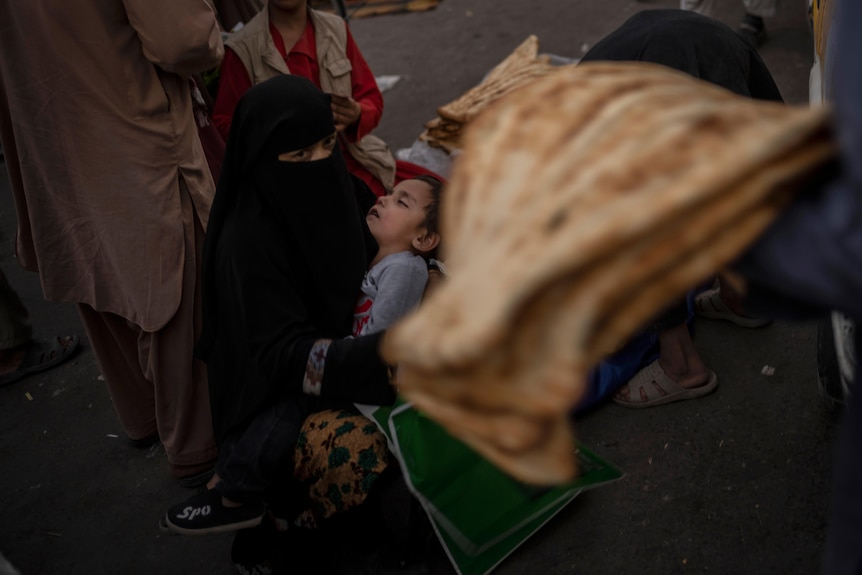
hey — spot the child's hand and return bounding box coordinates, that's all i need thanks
[330,93,361,132]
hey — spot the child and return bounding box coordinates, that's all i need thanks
[353,174,442,337]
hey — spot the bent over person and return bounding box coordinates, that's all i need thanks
[0,0,224,485]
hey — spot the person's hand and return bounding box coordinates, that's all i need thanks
[329,93,361,132]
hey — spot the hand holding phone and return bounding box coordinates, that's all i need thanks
[329,93,361,132]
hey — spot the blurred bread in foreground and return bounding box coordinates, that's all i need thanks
[383,62,836,485]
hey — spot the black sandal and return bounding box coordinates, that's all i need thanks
[0,335,80,387]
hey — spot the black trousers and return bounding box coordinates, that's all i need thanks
[216,394,351,504]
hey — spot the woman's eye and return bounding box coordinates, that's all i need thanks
[398,200,408,207]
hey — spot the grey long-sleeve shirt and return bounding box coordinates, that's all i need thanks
[352,251,428,337]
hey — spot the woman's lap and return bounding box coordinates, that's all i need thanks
[292,409,391,528]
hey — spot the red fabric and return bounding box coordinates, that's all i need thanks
[212,48,253,139]
[269,19,320,95]
[212,13,386,193]
[394,160,445,185]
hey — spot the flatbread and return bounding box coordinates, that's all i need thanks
[383,62,836,485]
[420,35,557,153]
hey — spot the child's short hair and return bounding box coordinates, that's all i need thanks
[412,174,442,235]
[411,174,443,259]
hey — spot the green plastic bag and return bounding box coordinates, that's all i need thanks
[357,401,623,575]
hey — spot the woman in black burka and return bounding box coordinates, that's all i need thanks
[162,75,395,536]
[199,76,391,444]
[580,9,783,408]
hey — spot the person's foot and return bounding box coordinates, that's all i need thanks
[161,489,266,536]
[656,322,711,388]
[126,432,160,449]
[738,13,767,47]
[695,287,771,328]
[0,335,80,387]
[656,353,712,390]
[613,321,718,407]
[613,359,718,408]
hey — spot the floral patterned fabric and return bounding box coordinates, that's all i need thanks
[293,409,390,528]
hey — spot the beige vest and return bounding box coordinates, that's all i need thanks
[227,8,396,189]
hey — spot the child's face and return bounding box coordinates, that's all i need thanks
[277,132,337,163]
[366,180,434,254]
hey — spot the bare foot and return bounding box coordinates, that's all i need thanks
[206,472,221,491]
[717,274,756,318]
[659,356,711,389]
[656,323,711,389]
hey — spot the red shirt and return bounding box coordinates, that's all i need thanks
[213,14,386,193]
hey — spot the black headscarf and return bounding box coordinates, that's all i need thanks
[581,9,783,102]
[198,75,381,441]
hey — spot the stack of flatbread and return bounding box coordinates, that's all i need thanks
[419,35,559,153]
[382,62,836,485]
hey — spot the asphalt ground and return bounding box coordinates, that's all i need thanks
[0,0,837,573]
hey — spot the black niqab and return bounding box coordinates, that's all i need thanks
[198,75,374,441]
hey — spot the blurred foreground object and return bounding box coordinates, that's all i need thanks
[383,62,836,485]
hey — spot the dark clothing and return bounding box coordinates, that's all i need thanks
[734,0,859,328]
[198,75,390,444]
[581,9,783,102]
[729,0,862,571]
[216,394,351,502]
[0,270,32,350]
[825,338,862,575]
